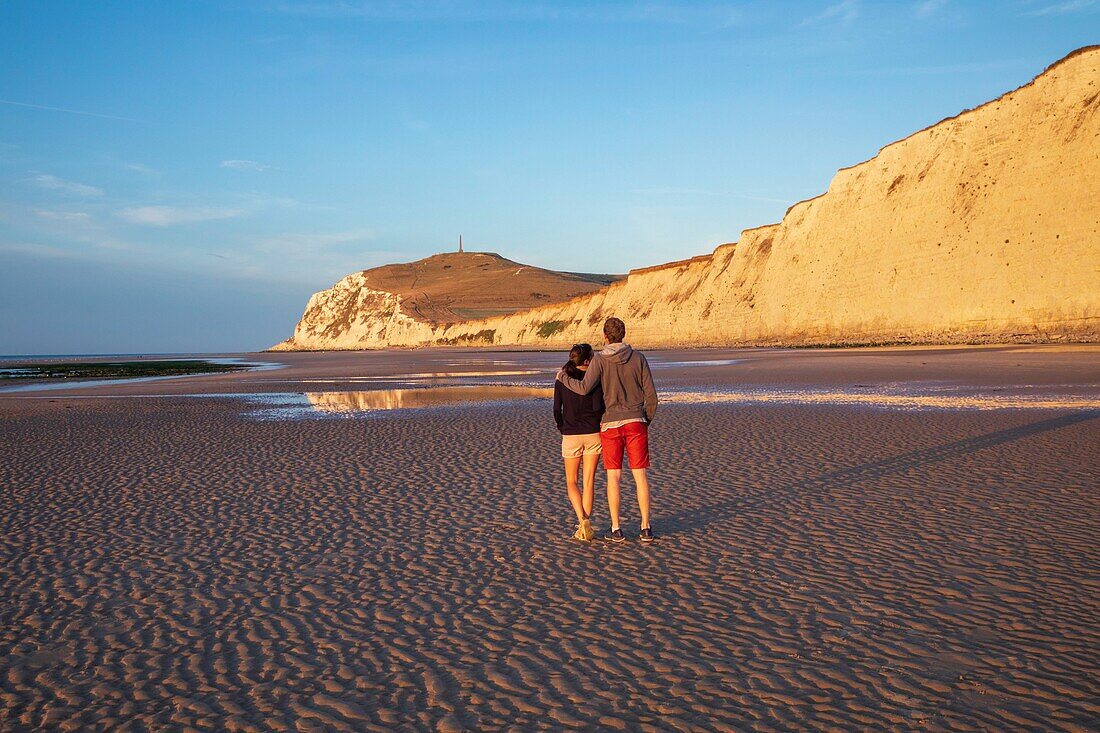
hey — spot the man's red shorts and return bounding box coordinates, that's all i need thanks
[600,421,651,470]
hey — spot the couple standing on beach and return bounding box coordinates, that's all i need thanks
[553,317,659,543]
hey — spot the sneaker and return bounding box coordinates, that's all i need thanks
[580,517,596,541]
[605,528,626,543]
[572,524,590,542]
[639,527,656,543]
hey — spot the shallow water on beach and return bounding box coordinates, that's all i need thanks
[305,386,553,413]
[246,369,543,386]
[653,358,744,368]
[0,368,42,378]
[662,384,1100,411]
[243,385,554,419]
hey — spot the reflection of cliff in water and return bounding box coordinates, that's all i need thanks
[305,386,553,413]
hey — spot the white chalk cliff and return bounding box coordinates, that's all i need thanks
[274,47,1100,350]
[272,252,618,350]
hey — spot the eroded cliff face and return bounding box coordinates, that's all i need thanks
[273,273,436,351]
[274,47,1100,351]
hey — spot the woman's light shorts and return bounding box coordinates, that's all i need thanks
[562,433,603,458]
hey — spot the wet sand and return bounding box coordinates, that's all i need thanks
[1,345,1098,731]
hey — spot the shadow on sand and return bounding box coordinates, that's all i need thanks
[663,410,1100,535]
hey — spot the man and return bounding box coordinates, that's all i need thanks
[557,317,658,543]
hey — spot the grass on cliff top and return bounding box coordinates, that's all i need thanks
[0,360,253,380]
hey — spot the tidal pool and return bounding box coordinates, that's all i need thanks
[245,385,554,419]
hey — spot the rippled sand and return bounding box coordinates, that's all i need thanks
[1,346,1098,731]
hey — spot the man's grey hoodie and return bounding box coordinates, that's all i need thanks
[557,342,658,425]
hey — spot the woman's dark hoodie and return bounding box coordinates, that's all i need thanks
[554,372,605,435]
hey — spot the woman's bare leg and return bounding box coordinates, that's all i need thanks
[563,456,586,524]
[581,453,599,519]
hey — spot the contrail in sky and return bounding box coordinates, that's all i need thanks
[0,99,144,122]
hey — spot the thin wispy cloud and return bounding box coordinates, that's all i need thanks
[222,159,273,172]
[117,205,246,226]
[12,203,139,252]
[112,191,298,229]
[123,162,159,176]
[265,1,743,26]
[0,99,144,123]
[254,228,375,252]
[245,228,380,283]
[0,241,84,260]
[1024,0,1097,15]
[36,209,92,222]
[914,0,947,17]
[235,192,314,211]
[30,173,104,197]
[799,0,860,27]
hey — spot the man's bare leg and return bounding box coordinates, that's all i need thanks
[631,468,651,529]
[606,468,622,529]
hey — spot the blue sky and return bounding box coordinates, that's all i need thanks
[1,1,1096,354]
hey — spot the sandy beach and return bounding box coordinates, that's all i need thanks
[1,345,1097,731]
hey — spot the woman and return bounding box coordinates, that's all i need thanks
[553,343,604,541]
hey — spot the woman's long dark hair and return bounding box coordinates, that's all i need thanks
[563,343,593,379]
